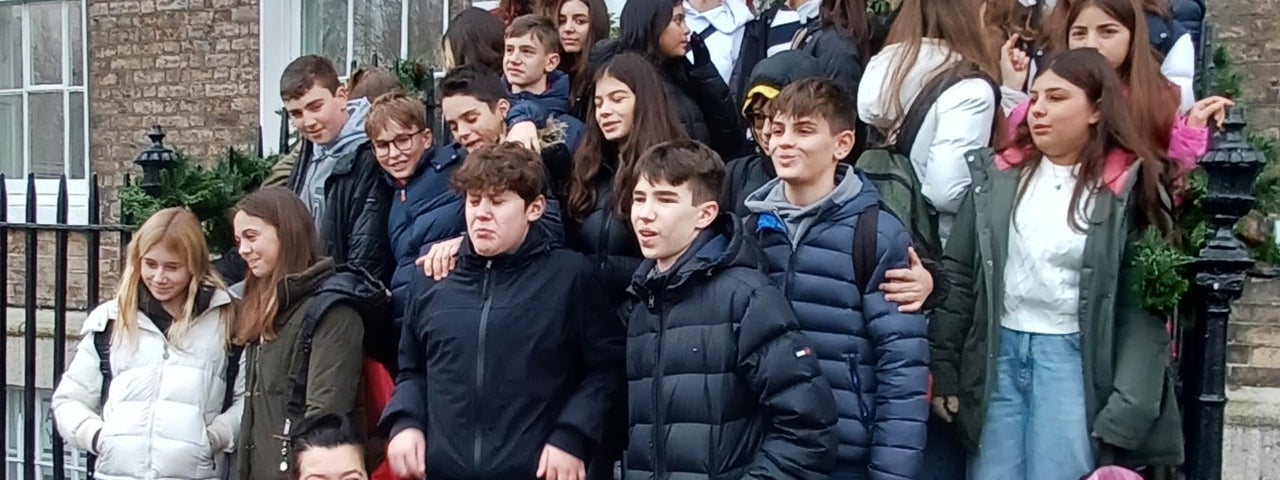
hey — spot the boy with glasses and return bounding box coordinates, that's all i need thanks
[364,92,467,329]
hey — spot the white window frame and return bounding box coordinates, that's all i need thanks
[5,387,90,479]
[260,0,474,157]
[0,0,91,225]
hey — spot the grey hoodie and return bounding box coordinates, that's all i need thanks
[743,164,865,248]
[302,97,372,230]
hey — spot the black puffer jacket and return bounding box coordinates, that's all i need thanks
[382,226,626,479]
[589,40,745,161]
[288,140,394,286]
[568,159,644,305]
[624,214,838,479]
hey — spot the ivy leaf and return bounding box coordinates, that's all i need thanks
[1135,228,1192,314]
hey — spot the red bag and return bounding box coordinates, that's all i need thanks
[364,360,399,480]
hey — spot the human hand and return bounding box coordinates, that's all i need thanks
[387,428,427,479]
[507,121,542,153]
[931,396,960,423]
[882,247,934,313]
[536,444,585,480]
[1186,96,1235,130]
[1000,34,1031,90]
[416,236,464,281]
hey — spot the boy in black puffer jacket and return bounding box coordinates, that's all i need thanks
[625,139,837,479]
[381,144,625,480]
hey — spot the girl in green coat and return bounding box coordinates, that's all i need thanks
[928,48,1184,480]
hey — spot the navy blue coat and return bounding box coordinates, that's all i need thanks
[746,168,929,480]
[386,145,466,326]
[506,70,586,157]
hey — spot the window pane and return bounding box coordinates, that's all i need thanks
[353,0,401,67]
[30,2,64,85]
[0,95,23,178]
[408,0,462,67]
[29,92,65,178]
[302,0,351,77]
[0,4,22,89]
[70,1,83,86]
[70,91,84,179]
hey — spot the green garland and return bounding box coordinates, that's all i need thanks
[1133,45,1280,313]
[120,148,276,253]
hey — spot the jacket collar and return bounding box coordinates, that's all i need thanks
[995,147,1138,196]
[274,258,337,319]
[456,221,555,272]
[630,213,756,300]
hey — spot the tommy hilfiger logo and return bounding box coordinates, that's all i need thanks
[795,347,814,358]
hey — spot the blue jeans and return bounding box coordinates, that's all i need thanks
[970,328,1094,480]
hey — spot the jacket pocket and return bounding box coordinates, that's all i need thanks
[845,354,871,423]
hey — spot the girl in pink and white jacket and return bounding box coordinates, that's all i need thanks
[999,0,1231,181]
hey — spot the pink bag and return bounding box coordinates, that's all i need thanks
[1082,466,1144,480]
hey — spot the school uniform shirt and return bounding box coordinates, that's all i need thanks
[683,0,754,84]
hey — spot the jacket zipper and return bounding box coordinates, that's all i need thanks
[649,293,668,478]
[846,354,871,422]
[145,340,170,473]
[473,260,495,473]
[596,214,612,270]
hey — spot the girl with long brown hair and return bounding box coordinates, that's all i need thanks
[930,49,1184,479]
[232,187,391,480]
[1000,0,1229,181]
[567,52,688,299]
[554,0,611,118]
[52,208,241,480]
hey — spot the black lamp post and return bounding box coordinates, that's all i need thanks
[1185,106,1266,480]
[132,125,177,197]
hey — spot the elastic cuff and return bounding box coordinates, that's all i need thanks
[546,427,589,462]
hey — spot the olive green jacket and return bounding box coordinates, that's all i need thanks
[238,259,366,480]
[929,148,1183,467]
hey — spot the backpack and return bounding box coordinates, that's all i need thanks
[278,266,395,474]
[87,319,243,479]
[855,64,1000,280]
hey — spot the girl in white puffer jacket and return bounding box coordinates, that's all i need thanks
[52,207,244,480]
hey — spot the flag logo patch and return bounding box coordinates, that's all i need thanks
[795,347,813,358]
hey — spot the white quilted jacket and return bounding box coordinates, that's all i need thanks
[51,289,244,480]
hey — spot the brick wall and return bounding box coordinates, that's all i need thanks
[1208,1,1280,138]
[1229,276,1280,387]
[88,0,261,191]
[2,0,261,309]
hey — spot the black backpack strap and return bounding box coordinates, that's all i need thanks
[94,320,115,407]
[87,319,115,478]
[853,204,880,294]
[222,345,245,412]
[697,24,717,40]
[893,64,1000,155]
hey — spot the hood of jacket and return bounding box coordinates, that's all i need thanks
[742,49,824,111]
[630,212,758,297]
[275,258,337,320]
[505,70,574,117]
[742,164,874,245]
[315,97,372,161]
[857,39,961,130]
[456,219,559,272]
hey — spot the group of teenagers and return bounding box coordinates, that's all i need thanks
[47,0,1234,478]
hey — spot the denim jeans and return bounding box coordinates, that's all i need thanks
[970,328,1094,480]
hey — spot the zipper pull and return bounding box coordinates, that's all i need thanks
[647,295,655,309]
[400,189,407,202]
[486,260,492,270]
[162,343,169,360]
